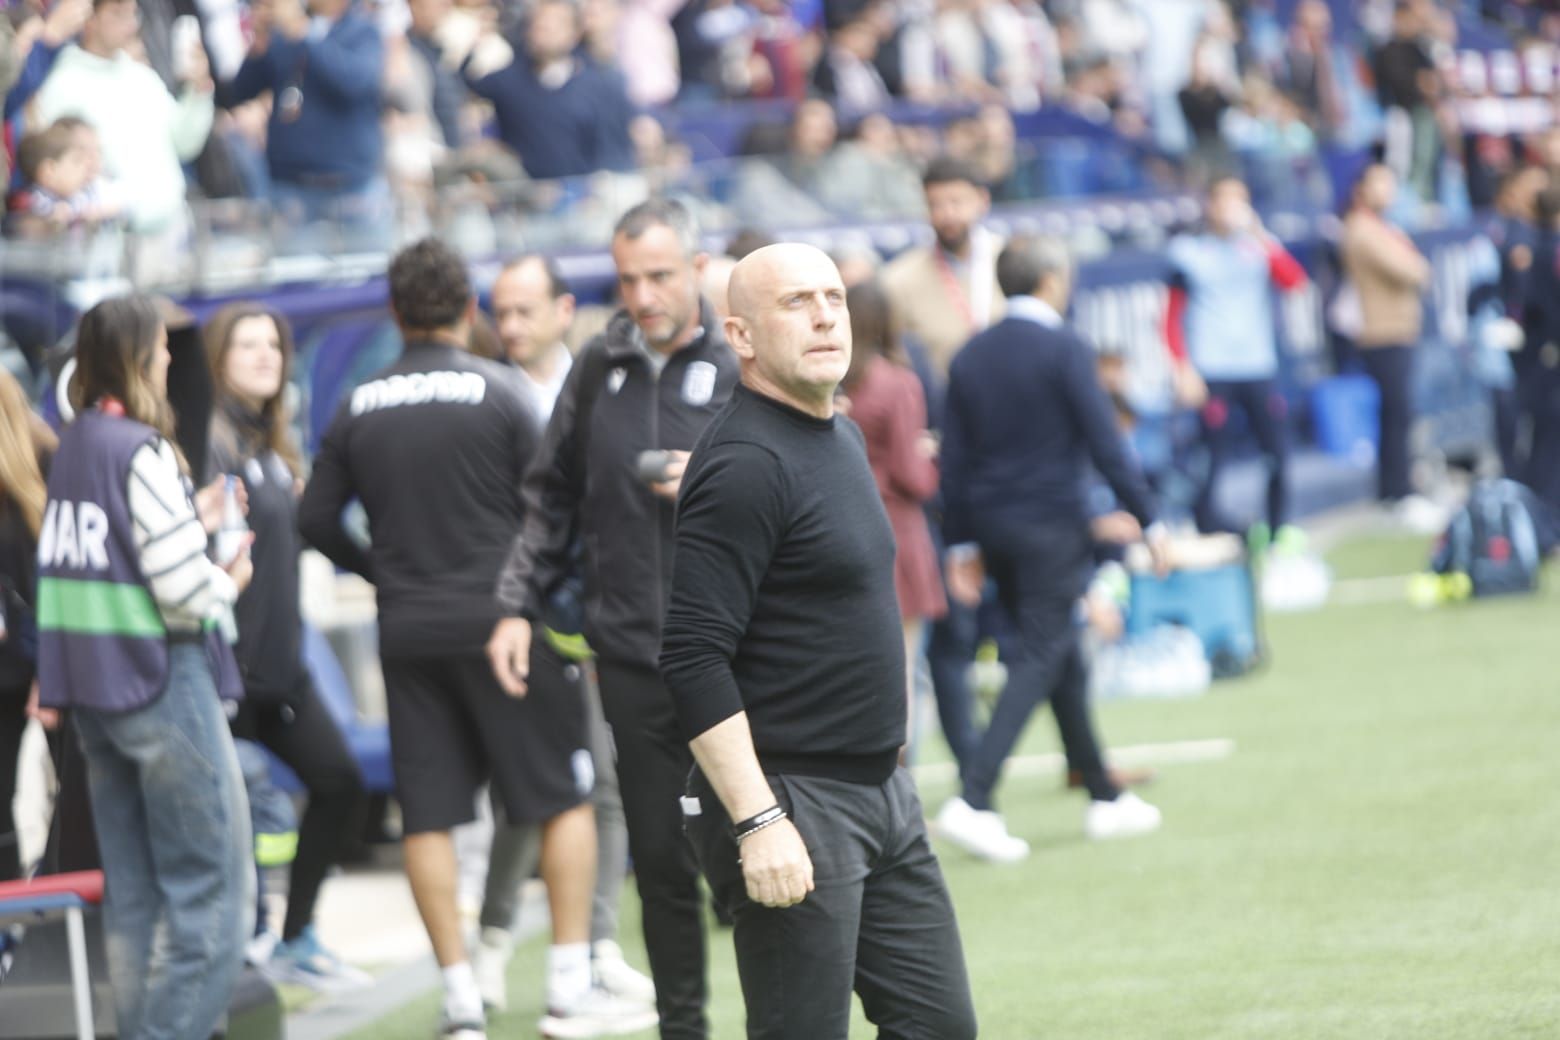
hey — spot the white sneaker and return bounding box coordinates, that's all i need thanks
[245,928,280,968]
[438,1011,487,1040]
[933,797,1030,863]
[1394,495,1445,535]
[539,985,660,1038]
[1085,792,1163,841]
[592,939,656,1006]
[473,927,513,1012]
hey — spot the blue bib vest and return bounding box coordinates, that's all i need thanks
[1168,232,1281,382]
[36,410,242,712]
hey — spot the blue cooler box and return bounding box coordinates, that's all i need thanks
[1127,564,1262,678]
[1311,374,1380,466]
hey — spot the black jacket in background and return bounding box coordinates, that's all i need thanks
[0,449,48,694]
[940,311,1156,548]
[1372,37,1433,110]
[300,340,541,658]
[0,499,38,694]
[497,301,739,670]
[206,403,305,701]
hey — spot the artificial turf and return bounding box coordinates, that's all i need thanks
[343,536,1560,1038]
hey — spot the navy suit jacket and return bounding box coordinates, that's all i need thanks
[941,308,1155,548]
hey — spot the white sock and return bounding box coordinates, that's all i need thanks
[442,961,484,1023]
[547,942,593,1010]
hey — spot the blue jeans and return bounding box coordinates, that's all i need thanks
[75,642,253,1040]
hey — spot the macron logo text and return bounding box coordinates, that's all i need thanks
[351,371,487,415]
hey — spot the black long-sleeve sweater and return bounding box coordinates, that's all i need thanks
[659,384,905,786]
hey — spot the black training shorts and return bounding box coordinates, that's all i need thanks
[383,640,592,835]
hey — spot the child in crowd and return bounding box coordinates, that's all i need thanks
[12,122,93,231]
[50,115,125,224]
[9,118,123,234]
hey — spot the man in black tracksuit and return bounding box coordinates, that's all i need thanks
[489,199,739,1040]
[300,239,621,1040]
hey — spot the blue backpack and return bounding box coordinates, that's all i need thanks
[1431,480,1545,598]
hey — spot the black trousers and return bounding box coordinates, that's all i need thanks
[1195,378,1290,533]
[1521,380,1560,510]
[1491,385,1522,480]
[688,768,976,1040]
[962,520,1118,809]
[232,677,366,942]
[595,659,708,1040]
[1361,346,1417,502]
[926,517,1109,792]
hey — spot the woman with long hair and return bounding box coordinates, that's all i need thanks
[36,295,254,1039]
[840,280,946,749]
[0,368,57,881]
[203,302,369,989]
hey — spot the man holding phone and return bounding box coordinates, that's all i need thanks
[490,198,739,1040]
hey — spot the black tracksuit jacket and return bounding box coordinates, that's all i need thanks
[497,301,739,669]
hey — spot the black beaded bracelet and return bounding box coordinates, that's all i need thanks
[731,805,787,842]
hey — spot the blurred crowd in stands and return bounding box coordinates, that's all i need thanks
[1,0,1558,270]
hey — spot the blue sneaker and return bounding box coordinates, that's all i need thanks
[0,926,21,981]
[267,926,373,993]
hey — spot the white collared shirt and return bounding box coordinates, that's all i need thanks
[1003,294,1064,329]
[514,343,574,423]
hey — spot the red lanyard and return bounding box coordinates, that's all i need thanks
[98,397,126,418]
[933,247,976,333]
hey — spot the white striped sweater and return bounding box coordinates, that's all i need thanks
[127,439,237,632]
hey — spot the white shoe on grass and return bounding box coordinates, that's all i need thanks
[473,927,513,1012]
[593,939,656,1005]
[1085,792,1162,841]
[438,1012,486,1040]
[539,985,660,1038]
[933,797,1030,863]
[1394,495,1445,535]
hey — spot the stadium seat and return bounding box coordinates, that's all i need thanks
[0,871,106,1040]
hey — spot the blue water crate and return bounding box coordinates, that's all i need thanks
[1127,563,1262,679]
[1311,374,1379,467]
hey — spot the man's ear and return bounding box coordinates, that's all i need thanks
[724,315,754,360]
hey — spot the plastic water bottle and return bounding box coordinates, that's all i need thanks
[214,476,248,565]
[213,476,247,645]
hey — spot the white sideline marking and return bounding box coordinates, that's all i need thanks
[1327,575,1411,606]
[911,738,1236,786]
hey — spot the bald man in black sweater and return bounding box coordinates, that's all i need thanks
[660,244,976,1040]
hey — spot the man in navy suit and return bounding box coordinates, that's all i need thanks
[934,235,1167,861]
